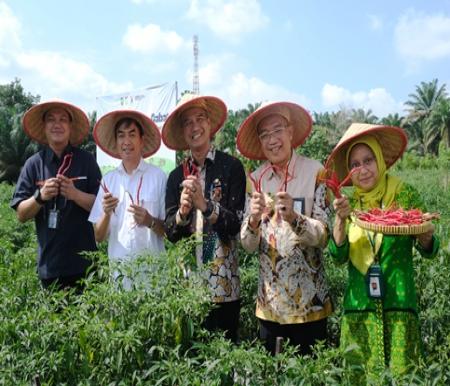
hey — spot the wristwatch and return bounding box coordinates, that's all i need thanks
[33,188,45,205]
[148,216,156,229]
[202,200,220,220]
[202,200,214,218]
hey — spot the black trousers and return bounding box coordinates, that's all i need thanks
[41,273,86,293]
[259,317,328,355]
[204,299,241,343]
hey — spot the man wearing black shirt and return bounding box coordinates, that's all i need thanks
[162,94,246,342]
[11,101,101,290]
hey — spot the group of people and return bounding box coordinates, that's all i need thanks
[11,95,439,378]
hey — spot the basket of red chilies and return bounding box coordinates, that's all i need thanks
[353,207,440,235]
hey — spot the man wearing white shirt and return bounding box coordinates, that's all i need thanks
[89,110,166,289]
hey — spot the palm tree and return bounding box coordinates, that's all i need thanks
[405,79,447,120]
[429,97,450,149]
[380,113,404,127]
[351,108,378,124]
[404,79,448,155]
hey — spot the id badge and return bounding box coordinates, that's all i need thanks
[366,264,384,299]
[48,209,59,229]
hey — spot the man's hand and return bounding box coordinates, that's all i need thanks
[181,175,207,213]
[40,177,60,201]
[102,192,119,215]
[249,191,266,229]
[275,191,296,223]
[128,204,153,227]
[57,174,78,201]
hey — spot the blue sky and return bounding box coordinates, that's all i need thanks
[1,0,450,118]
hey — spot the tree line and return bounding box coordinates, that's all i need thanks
[1,78,449,183]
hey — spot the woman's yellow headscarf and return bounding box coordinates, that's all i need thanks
[346,135,403,274]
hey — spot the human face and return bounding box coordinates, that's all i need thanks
[257,114,293,167]
[181,107,211,152]
[115,123,144,164]
[44,107,71,148]
[348,144,379,191]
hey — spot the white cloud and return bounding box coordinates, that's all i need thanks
[321,83,403,117]
[15,51,132,99]
[186,0,269,42]
[184,53,309,110]
[123,23,187,54]
[369,14,383,31]
[222,72,310,110]
[0,1,22,66]
[394,9,450,69]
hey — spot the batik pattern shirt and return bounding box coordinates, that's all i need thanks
[165,148,246,303]
[241,153,332,324]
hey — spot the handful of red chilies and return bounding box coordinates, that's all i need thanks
[247,164,294,223]
[35,153,74,186]
[318,166,363,198]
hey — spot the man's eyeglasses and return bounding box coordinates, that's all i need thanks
[258,125,287,143]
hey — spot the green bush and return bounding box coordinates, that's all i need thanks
[0,168,449,385]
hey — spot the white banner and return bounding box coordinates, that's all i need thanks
[95,82,177,175]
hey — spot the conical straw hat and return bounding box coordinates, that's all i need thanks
[22,100,89,145]
[236,101,312,160]
[325,123,408,184]
[93,110,161,159]
[161,93,227,151]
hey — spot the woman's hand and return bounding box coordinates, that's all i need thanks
[333,196,351,221]
[416,227,435,251]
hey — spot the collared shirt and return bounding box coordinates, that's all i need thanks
[11,145,101,280]
[241,152,332,324]
[165,149,246,303]
[89,158,166,262]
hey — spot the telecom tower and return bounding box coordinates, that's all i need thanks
[193,35,199,95]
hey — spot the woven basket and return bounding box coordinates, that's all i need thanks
[355,218,434,235]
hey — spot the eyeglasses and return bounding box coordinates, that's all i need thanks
[349,156,376,170]
[258,125,287,143]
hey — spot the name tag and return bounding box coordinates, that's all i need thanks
[293,197,305,215]
[48,209,60,229]
[366,264,384,299]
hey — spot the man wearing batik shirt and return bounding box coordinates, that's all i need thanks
[237,102,332,355]
[162,94,246,343]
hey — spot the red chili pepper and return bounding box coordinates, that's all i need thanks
[98,179,110,194]
[126,175,144,206]
[319,166,363,198]
[182,158,199,178]
[57,153,73,176]
[248,172,259,192]
[136,175,143,205]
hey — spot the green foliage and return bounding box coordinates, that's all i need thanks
[0,164,449,385]
[297,124,335,164]
[0,78,40,183]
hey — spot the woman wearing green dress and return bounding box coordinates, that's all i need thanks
[326,123,440,379]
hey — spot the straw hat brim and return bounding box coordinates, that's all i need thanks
[22,101,89,146]
[325,123,408,185]
[161,95,227,151]
[236,102,312,160]
[93,110,161,159]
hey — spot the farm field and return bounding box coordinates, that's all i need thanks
[0,165,449,385]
